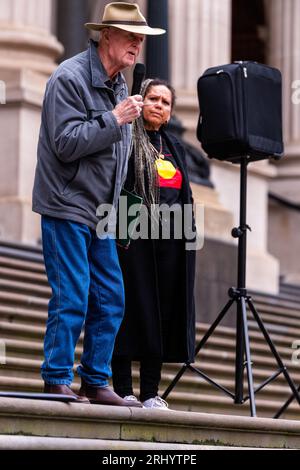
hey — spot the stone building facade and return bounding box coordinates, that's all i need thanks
[0,0,299,302]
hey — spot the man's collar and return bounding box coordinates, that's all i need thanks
[89,39,125,90]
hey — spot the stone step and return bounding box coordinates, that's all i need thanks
[199,322,299,347]
[0,245,43,265]
[225,290,300,310]
[0,319,297,362]
[1,345,300,396]
[162,390,300,419]
[1,348,299,410]
[3,305,295,353]
[0,266,48,285]
[0,355,298,406]
[1,278,299,315]
[0,240,42,254]
[197,331,295,357]
[0,327,297,369]
[0,435,213,450]
[0,397,299,448]
[0,305,46,325]
[280,282,300,296]
[1,244,300,438]
[280,294,300,303]
[1,295,299,337]
[0,279,51,298]
[167,360,300,386]
[1,281,299,337]
[1,338,44,360]
[0,298,296,343]
[0,283,298,322]
[0,377,298,420]
[164,361,300,393]
[249,314,300,334]
[1,330,299,379]
[160,369,294,399]
[255,306,300,324]
[1,254,299,308]
[1,294,298,345]
[253,293,300,314]
[0,291,48,310]
[0,321,45,340]
[0,256,45,274]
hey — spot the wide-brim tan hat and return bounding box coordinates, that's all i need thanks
[85,2,165,36]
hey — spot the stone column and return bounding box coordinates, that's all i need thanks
[266,0,300,154]
[169,0,279,295]
[264,0,300,282]
[169,0,234,237]
[170,0,232,94]
[0,0,62,243]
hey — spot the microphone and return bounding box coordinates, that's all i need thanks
[131,63,146,96]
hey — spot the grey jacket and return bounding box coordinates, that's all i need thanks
[32,40,131,230]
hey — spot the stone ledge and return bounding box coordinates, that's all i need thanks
[0,28,63,68]
[0,398,300,449]
[0,68,47,108]
[0,435,212,451]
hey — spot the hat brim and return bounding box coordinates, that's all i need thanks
[85,23,165,36]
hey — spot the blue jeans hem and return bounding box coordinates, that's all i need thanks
[77,369,109,387]
[42,371,72,386]
[42,379,72,385]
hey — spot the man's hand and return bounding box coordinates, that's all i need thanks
[112,95,143,126]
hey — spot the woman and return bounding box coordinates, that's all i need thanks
[112,79,196,409]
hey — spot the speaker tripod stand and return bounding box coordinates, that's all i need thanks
[162,157,300,418]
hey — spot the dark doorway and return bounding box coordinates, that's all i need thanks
[56,0,89,62]
[232,0,267,63]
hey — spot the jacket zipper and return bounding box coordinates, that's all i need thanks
[240,64,248,145]
[234,62,248,143]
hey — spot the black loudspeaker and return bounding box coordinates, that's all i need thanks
[197,61,284,163]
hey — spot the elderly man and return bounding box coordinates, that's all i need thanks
[32,2,165,406]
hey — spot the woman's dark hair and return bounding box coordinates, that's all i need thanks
[143,78,176,110]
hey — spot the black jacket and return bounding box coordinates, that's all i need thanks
[113,130,196,363]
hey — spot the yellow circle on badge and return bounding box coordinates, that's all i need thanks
[155,158,176,179]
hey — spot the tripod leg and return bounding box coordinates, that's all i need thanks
[195,298,235,355]
[274,385,300,419]
[235,299,244,404]
[240,296,257,417]
[161,364,188,400]
[247,298,300,414]
[162,298,235,400]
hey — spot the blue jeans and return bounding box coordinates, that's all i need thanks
[41,216,125,387]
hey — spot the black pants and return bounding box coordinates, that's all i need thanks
[112,356,162,402]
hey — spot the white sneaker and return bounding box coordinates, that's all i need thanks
[142,396,170,410]
[123,395,139,402]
